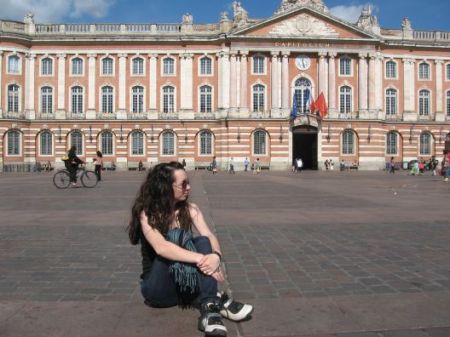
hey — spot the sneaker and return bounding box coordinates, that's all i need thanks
[219,292,253,322]
[198,302,227,337]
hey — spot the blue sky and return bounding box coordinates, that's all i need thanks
[0,0,449,31]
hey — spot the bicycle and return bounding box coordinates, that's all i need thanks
[53,165,98,189]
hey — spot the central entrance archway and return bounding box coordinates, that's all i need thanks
[292,125,318,170]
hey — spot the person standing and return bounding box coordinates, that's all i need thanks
[211,156,217,174]
[243,157,249,172]
[182,159,187,169]
[228,157,235,174]
[93,151,103,181]
[127,162,253,337]
[296,158,303,172]
[389,157,395,174]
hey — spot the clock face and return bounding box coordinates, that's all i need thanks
[295,55,311,70]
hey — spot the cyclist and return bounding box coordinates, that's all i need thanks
[65,146,85,187]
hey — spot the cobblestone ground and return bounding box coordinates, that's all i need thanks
[0,170,449,337]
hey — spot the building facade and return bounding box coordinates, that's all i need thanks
[1,0,450,171]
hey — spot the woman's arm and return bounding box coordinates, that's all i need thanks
[140,212,204,264]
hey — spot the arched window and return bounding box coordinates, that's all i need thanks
[132,86,144,113]
[419,62,430,80]
[339,86,352,114]
[419,89,430,115]
[419,132,432,155]
[40,131,52,155]
[7,130,20,155]
[446,91,450,116]
[163,86,175,113]
[253,55,265,74]
[41,58,53,75]
[131,131,144,155]
[102,86,114,113]
[342,130,354,155]
[8,55,20,73]
[252,84,265,112]
[72,57,83,75]
[70,131,83,155]
[41,87,53,113]
[253,130,267,155]
[200,85,212,113]
[386,88,397,115]
[339,57,351,75]
[7,84,19,112]
[71,86,83,114]
[101,131,113,155]
[162,131,175,155]
[199,130,212,155]
[102,57,113,75]
[132,57,144,75]
[294,78,312,114]
[385,60,397,78]
[200,57,212,75]
[386,132,398,155]
[163,58,174,75]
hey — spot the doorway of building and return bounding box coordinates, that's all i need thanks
[292,125,318,170]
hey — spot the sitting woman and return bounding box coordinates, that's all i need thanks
[127,162,253,337]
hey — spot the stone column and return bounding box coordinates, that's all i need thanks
[358,53,368,116]
[368,54,376,114]
[239,51,249,114]
[375,53,383,117]
[219,51,230,113]
[25,53,36,119]
[318,51,328,101]
[56,53,66,119]
[281,51,290,113]
[277,56,282,110]
[271,51,279,114]
[435,60,444,121]
[180,53,194,118]
[229,52,238,112]
[117,53,127,119]
[328,52,337,117]
[0,51,3,116]
[402,58,416,121]
[148,54,158,118]
[86,53,96,119]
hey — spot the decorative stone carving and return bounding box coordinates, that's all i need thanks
[182,13,193,25]
[24,12,34,24]
[356,6,380,35]
[232,1,249,27]
[402,17,413,39]
[269,13,338,36]
[275,0,327,14]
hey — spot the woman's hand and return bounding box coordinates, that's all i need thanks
[197,253,221,275]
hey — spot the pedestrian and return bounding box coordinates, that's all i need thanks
[389,156,395,174]
[93,151,103,181]
[243,157,249,172]
[228,157,235,174]
[65,146,84,187]
[127,162,253,337]
[431,155,438,176]
[292,158,298,173]
[182,158,187,169]
[324,160,329,171]
[296,158,303,172]
[211,156,217,174]
[138,160,144,171]
[330,159,334,171]
[253,158,261,174]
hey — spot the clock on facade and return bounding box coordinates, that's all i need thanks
[295,55,311,70]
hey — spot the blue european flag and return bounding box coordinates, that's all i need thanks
[290,92,298,119]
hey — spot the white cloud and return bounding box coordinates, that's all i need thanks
[330,4,366,24]
[0,0,114,23]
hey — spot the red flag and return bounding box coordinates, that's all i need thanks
[316,92,328,119]
[309,98,316,113]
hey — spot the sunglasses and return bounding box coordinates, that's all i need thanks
[173,180,190,190]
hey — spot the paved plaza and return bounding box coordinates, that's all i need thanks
[0,169,449,337]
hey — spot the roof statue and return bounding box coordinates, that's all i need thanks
[275,0,328,14]
[23,12,34,25]
[402,17,413,39]
[232,1,249,27]
[356,5,380,35]
[182,13,193,25]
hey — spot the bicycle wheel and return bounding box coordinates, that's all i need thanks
[53,171,71,189]
[81,170,98,188]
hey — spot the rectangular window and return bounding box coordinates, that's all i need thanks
[102,59,113,75]
[133,59,144,75]
[386,62,396,78]
[162,135,174,155]
[102,135,113,155]
[200,58,212,75]
[41,133,52,155]
[447,93,450,116]
[132,133,144,155]
[163,59,174,75]
[41,92,53,113]
[253,56,265,74]
[72,59,83,75]
[200,134,212,155]
[41,59,52,75]
[8,56,19,74]
[339,58,351,76]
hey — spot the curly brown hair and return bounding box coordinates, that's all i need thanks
[127,161,193,245]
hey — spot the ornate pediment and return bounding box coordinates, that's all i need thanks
[269,13,338,37]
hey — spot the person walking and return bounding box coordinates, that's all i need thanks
[127,162,253,337]
[93,151,103,181]
[389,157,395,174]
[211,156,217,174]
[296,158,303,172]
[243,157,249,172]
[228,157,235,174]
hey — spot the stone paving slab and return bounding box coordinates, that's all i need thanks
[0,170,449,337]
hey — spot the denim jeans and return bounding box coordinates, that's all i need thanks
[140,236,218,308]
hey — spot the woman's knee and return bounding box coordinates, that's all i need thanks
[193,236,212,254]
